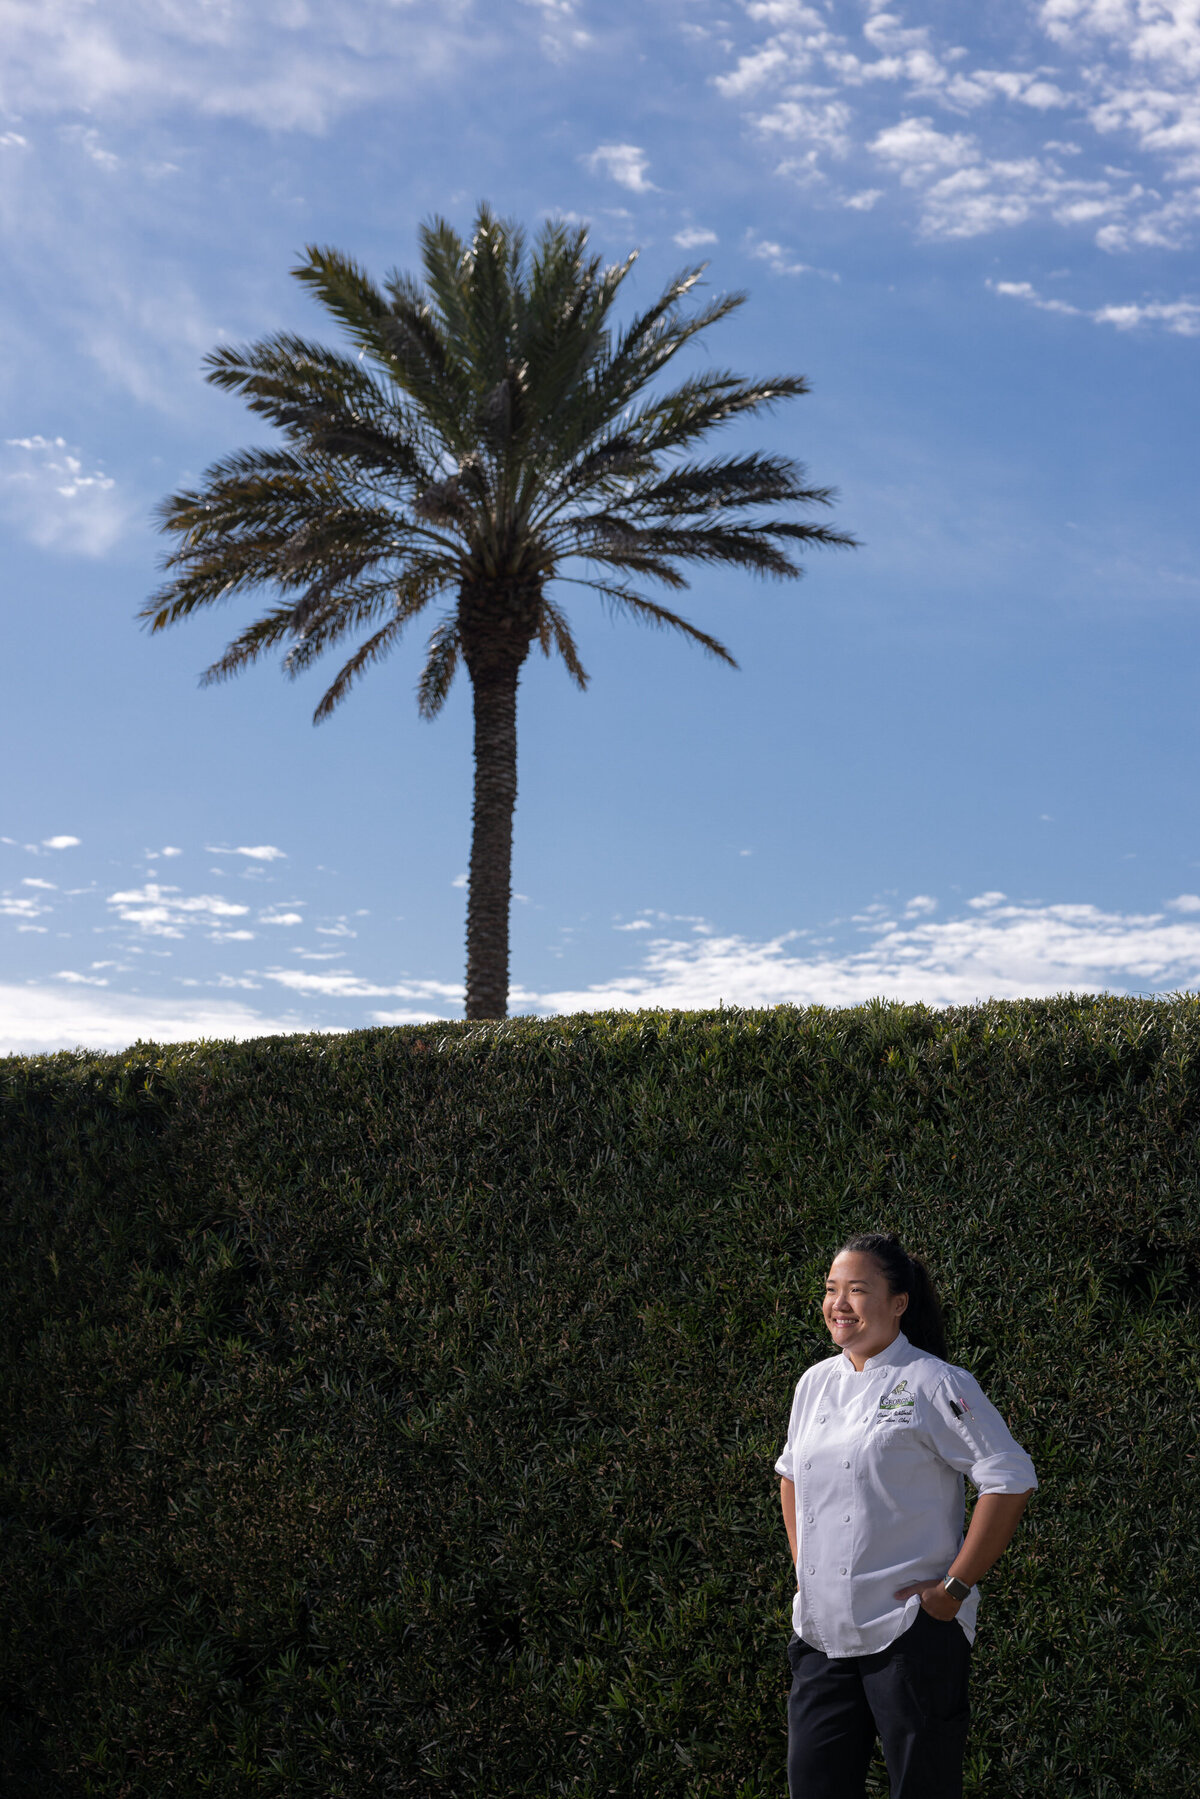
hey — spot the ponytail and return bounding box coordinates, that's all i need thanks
[838,1231,948,1360]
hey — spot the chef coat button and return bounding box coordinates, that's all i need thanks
[842,1460,850,1468]
[840,1567,847,1576]
[817,1415,826,1424]
[806,1515,814,1524]
[843,1514,850,1522]
[807,1567,815,1575]
[803,1461,811,1470]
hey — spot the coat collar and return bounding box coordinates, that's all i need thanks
[840,1330,920,1375]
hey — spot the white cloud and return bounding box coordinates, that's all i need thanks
[584,143,656,193]
[1092,296,1200,332]
[42,835,80,848]
[1040,1,1200,79]
[754,96,854,156]
[714,41,794,98]
[66,125,120,170]
[946,68,1071,111]
[264,967,462,1001]
[674,225,719,247]
[519,0,589,60]
[870,116,978,183]
[106,882,251,938]
[369,1008,456,1025]
[206,843,287,861]
[0,981,319,1055]
[527,894,1200,1013]
[748,234,815,275]
[1,435,129,555]
[990,274,1200,333]
[259,910,304,926]
[844,187,884,209]
[11,886,1200,1053]
[711,1,1200,251]
[0,891,50,921]
[0,0,492,134]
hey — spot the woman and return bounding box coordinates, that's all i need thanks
[775,1232,1036,1799]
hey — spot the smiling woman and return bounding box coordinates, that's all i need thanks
[776,1231,1037,1799]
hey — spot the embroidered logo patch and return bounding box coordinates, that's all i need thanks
[878,1378,916,1415]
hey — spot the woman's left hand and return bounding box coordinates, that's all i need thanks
[894,1578,962,1621]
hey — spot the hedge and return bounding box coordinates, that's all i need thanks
[1,997,1198,1796]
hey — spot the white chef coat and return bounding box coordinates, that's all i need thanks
[774,1331,1037,1659]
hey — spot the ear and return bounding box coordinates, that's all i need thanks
[894,1290,909,1316]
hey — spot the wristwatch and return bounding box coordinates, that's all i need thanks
[943,1574,971,1602]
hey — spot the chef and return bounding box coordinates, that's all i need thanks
[776,1231,1037,1799]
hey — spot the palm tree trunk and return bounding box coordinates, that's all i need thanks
[464,659,520,1019]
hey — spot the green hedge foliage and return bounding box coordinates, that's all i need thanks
[2,998,1198,1796]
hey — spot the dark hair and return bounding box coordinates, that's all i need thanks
[837,1232,948,1360]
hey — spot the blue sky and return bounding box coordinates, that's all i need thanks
[3,0,1199,1052]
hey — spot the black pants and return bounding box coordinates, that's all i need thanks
[787,1608,971,1799]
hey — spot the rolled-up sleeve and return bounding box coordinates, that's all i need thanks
[926,1369,1038,1494]
[774,1381,803,1482]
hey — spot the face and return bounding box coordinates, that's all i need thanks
[822,1251,908,1366]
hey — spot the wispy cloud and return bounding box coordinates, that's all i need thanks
[674,225,719,247]
[106,882,251,938]
[745,230,839,279]
[529,892,1200,1013]
[747,233,816,275]
[712,0,1200,251]
[989,276,1200,335]
[584,143,657,193]
[1,0,494,133]
[8,884,1200,1055]
[2,435,129,555]
[205,844,287,861]
[263,967,461,1002]
[0,981,314,1055]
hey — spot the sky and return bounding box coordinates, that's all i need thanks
[2,0,1199,1053]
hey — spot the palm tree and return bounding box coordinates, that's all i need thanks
[143,206,855,1020]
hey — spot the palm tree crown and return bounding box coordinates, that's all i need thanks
[144,205,855,1018]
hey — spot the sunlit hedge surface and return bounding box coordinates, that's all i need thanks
[2,999,1198,1797]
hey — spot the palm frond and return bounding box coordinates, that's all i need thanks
[196,604,306,683]
[626,371,812,458]
[313,615,408,723]
[561,577,737,665]
[417,613,463,719]
[617,454,837,517]
[574,515,847,579]
[291,246,393,358]
[280,580,409,676]
[535,597,589,689]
